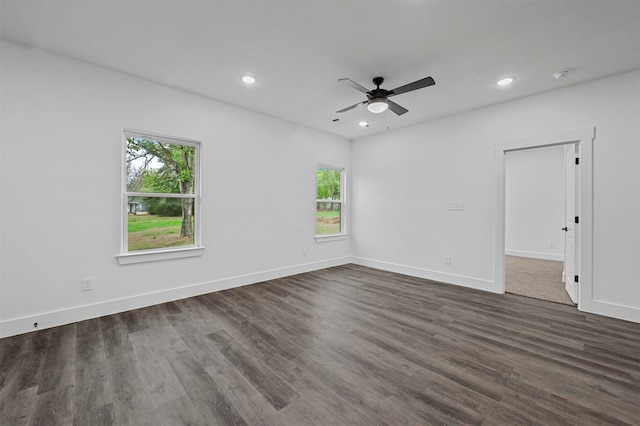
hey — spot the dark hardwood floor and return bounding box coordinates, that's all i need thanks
[1,264,639,425]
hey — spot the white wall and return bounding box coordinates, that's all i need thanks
[0,41,351,337]
[2,42,638,336]
[505,145,565,261]
[352,70,640,323]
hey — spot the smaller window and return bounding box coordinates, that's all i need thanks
[316,165,345,236]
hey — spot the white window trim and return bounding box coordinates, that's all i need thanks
[315,164,348,242]
[117,129,203,265]
[315,233,349,243]
[116,247,205,265]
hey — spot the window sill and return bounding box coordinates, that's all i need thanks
[117,247,205,265]
[315,233,349,243]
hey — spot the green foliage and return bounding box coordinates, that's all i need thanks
[316,167,341,200]
[143,169,180,194]
[316,168,341,235]
[126,136,196,238]
[126,137,195,194]
[147,197,182,216]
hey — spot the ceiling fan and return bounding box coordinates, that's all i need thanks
[336,76,435,115]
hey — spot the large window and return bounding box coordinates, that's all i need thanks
[121,130,201,259]
[316,165,345,236]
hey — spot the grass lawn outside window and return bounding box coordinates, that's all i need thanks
[118,129,203,264]
[316,165,346,239]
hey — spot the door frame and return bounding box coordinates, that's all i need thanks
[563,143,579,303]
[494,127,594,309]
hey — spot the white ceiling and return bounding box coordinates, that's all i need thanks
[1,0,639,140]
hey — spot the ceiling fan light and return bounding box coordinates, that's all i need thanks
[367,97,388,113]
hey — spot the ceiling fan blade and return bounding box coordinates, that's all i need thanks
[387,100,409,115]
[338,78,370,94]
[389,76,435,97]
[336,101,366,113]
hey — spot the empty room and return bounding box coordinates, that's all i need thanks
[1,1,639,425]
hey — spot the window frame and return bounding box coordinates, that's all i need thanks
[117,129,204,264]
[315,164,348,242]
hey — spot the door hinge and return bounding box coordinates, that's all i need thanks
[575,157,580,165]
[575,216,579,224]
[574,275,579,283]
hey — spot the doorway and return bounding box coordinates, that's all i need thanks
[504,144,573,305]
[494,127,595,310]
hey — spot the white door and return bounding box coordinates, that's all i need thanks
[563,144,579,304]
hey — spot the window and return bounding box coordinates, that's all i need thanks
[316,165,345,238]
[118,129,202,264]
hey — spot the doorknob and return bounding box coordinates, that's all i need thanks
[562,227,568,231]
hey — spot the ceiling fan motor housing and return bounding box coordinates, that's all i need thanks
[367,77,390,106]
[367,91,388,101]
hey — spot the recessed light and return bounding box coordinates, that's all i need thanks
[496,77,516,86]
[241,75,256,84]
[358,121,369,127]
[553,70,570,79]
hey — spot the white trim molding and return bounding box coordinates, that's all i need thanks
[579,299,640,323]
[121,128,203,259]
[0,256,351,338]
[116,246,205,265]
[351,256,498,293]
[315,164,347,238]
[505,250,564,262]
[315,233,349,243]
[493,128,639,322]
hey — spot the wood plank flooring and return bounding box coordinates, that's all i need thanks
[1,264,639,425]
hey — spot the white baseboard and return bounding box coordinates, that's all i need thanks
[352,257,639,324]
[351,256,499,293]
[506,249,564,262]
[0,256,351,338]
[579,298,640,323]
[3,255,637,338]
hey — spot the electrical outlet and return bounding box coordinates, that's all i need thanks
[303,248,308,257]
[444,256,451,265]
[81,278,93,291]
